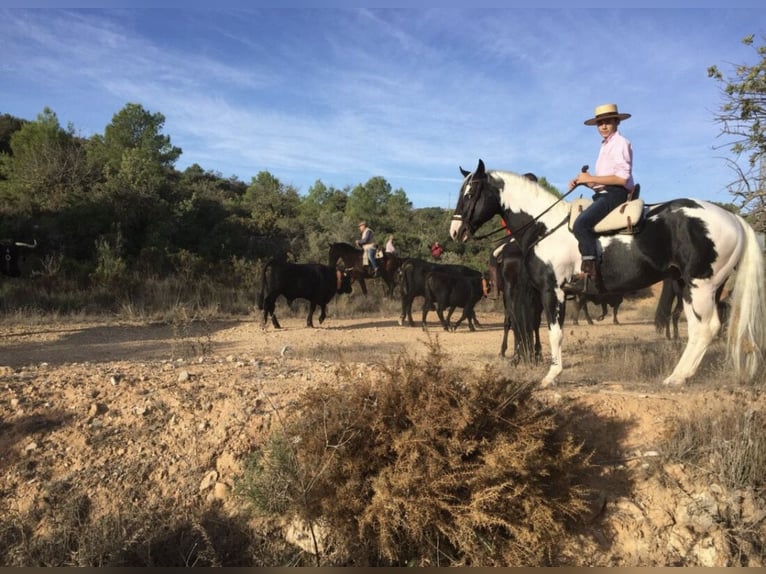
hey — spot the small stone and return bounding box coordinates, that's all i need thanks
[211,482,230,501]
[199,470,218,492]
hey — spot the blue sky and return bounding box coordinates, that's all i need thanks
[1,8,764,209]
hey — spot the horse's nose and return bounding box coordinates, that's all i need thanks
[449,218,466,242]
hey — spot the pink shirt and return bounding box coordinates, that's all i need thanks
[594,130,634,191]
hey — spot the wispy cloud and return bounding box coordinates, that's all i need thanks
[0,8,761,207]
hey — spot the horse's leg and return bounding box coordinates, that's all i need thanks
[582,299,595,325]
[596,303,607,322]
[542,289,566,387]
[612,302,620,324]
[318,303,327,325]
[663,285,720,385]
[385,274,395,298]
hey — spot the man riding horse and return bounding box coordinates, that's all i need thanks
[355,221,379,277]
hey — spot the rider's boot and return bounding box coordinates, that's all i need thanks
[565,259,598,294]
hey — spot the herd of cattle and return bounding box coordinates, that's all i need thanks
[253,242,699,364]
[256,254,491,334]
[1,237,705,363]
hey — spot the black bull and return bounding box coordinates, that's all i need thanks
[397,258,482,327]
[421,270,487,331]
[256,260,352,329]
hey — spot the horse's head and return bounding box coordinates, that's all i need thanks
[449,159,502,243]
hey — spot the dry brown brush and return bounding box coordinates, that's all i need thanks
[237,340,592,566]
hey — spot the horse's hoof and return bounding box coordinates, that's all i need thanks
[540,378,557,388]
[397,318,404,326]
[662,376,686,386]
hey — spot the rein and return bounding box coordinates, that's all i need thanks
[453,165,588,245]
[483,165,590,244]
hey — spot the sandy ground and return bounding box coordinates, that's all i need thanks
[1,296,764,565]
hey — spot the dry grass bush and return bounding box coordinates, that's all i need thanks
[660,402,766,565]
[0,491,291,567]
[237,340,592,566]
[662,403,766,491]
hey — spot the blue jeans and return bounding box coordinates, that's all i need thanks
[365,247,378,270]
[572,186,629,260]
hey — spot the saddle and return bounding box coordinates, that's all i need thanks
[361,244,381,266]
[568,185,645,235]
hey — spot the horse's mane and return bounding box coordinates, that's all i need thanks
[489,170,570,219]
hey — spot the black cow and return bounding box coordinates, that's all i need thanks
[256,260,352,329]
[572,292,623,325]
[1,239,37,277]
[398,258,482,327]
[421,270,487,331]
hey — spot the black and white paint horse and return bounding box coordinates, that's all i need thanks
[450,159,766,387]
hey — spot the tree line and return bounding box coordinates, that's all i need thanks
[2,35,763,314]
[0,103,506,313]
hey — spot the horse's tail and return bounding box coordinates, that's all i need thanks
[727,218,766,380]
[256,259,273,310]
[654,278,676,334]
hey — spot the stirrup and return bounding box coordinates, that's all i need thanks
[563,273,591,295]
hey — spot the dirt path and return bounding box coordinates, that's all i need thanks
[1,304,763,565]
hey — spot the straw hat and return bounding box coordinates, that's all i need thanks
[584,103,631,126]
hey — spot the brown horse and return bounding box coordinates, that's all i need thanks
[328,242,401,297]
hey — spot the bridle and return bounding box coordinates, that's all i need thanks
[451,173,508,240]
[452,166,589,243]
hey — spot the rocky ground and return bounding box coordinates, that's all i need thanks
[1,296,764,566]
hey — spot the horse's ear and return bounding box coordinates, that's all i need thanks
[460,166,470,177]
[476,159,486,177]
